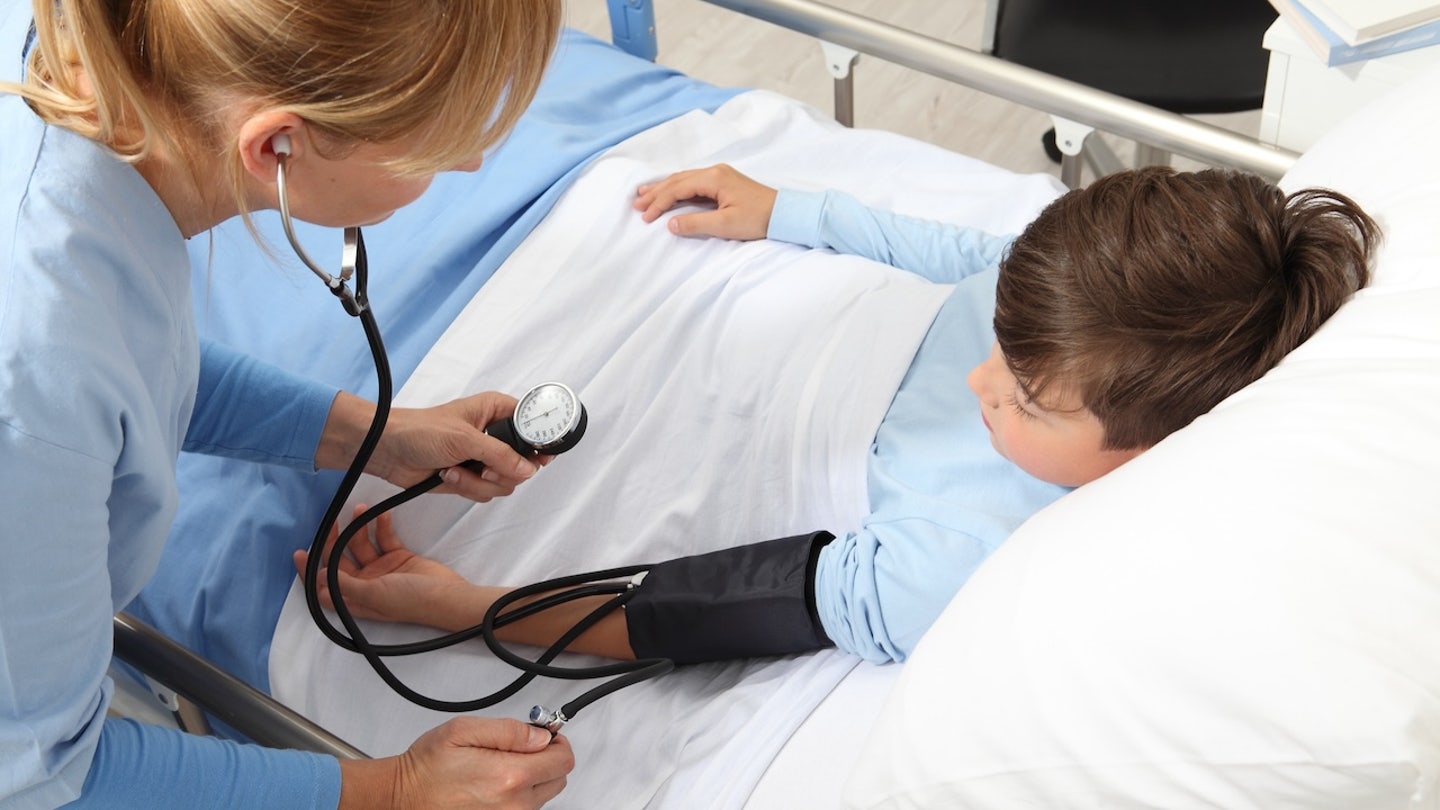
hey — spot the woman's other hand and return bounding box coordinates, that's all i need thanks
[340,718,573,810]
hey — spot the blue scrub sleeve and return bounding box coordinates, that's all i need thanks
[66,718,341,809]
[766,189,1012,284]
[185,340,338,469]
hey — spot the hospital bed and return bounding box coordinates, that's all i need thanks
[114,1,1440,807]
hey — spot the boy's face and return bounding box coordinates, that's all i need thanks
[966,342,1143,488]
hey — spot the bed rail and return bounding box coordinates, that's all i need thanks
[113,612,368,759]
[694,0,1299,181]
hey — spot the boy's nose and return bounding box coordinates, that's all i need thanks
[966,359,993,406]
[967,342,1001,406]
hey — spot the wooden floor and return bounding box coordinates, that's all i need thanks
[562,0,1263,182]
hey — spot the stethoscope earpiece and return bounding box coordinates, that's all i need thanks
[273,145,363,316]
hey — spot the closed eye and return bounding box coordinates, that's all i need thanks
[1005,392,1038,421]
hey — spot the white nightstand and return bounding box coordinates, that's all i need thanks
[1260,16,1440,151]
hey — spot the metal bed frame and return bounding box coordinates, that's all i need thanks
[698,0,1296,185]
[112,0,1298,758]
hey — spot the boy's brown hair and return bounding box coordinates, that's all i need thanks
[994,166,1378,450]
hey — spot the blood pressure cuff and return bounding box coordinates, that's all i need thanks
[625,531,836,665]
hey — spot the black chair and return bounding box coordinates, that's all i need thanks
[986,0,1277,182]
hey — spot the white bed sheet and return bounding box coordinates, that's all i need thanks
[747,661,899,809]
[269,90,1064,810]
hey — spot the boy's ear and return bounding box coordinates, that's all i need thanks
[236,111,307,182]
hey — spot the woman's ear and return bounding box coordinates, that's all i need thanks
[236,110,307,182]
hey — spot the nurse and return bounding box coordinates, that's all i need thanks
[0,0,573,808]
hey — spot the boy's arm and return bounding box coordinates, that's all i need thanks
[768,188,1012,284]
[634,165,777,241]
[299,512,832,664]
[295,509,636,659]
[634,164,1012,284]
[299,559,636,660]
[811,520,1001,664]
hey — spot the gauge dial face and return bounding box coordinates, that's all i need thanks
[513,382,582,449]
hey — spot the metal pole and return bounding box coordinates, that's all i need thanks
[699,0,1298,180]
[113,613,368,759]
[834,73,855,127]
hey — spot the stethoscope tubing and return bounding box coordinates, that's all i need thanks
[278,156,672,720]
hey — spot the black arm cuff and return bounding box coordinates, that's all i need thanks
[625,531,836,664]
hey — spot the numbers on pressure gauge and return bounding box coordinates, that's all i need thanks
[485,381,588,458]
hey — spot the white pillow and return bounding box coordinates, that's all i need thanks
[842,64,1440,809]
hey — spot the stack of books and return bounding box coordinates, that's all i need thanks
[1269,0,1440,65]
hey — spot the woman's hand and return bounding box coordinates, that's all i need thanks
[340,718,574,810]
[294,505,478,630]
[318,391,544,503]
[633,164,778,241]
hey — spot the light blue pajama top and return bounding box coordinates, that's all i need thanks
[0,9,342,808]
[768,189,1069,663]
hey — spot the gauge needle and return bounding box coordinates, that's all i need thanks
[522,407,559,427]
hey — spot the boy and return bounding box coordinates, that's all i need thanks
[299,164,1376,665]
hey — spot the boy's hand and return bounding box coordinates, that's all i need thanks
[633,164,777,241]
[295,504,471,629]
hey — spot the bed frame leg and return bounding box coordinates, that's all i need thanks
[1135,142,1171,168]
[141,676,215,736]
[820,40,860,127]
[1050,116,1094,188]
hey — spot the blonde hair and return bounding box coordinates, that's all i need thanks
[7,0,560,207]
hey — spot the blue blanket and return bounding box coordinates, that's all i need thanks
[127,28,741,701]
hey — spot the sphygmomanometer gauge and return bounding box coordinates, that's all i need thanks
[488,381,588,456]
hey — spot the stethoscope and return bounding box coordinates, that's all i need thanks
[273,135,672,735]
